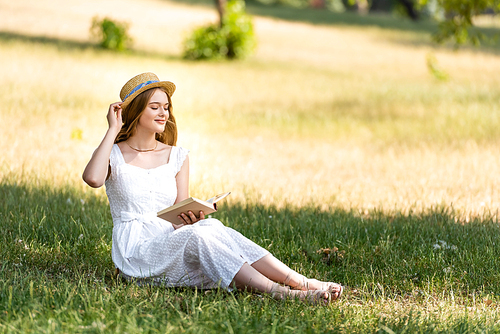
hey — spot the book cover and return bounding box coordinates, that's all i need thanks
[157,192,231,223]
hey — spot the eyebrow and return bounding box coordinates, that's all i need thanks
[148,102,169,105]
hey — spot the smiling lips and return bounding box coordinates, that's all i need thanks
[155,119,166,125]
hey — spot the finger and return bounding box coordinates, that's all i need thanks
[109,102,122,112]
[178,214,189,225]
[108,103,119,117]
[116,107,123,121]
[199,211,205,220]
[180,213,193,224]
[187,211,198,222]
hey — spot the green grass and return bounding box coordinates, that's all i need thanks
[2,176,500,333]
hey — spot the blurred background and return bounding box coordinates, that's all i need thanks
[1,0,500,217]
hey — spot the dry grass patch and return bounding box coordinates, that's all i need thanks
[1,0,500,219]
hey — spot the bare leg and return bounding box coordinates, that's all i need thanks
[231,262,275,292]
[250,254,306,288]
[231,262,330,304]
[251,254,343,298]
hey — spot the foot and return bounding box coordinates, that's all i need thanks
[304,279,343,300]
[284,272,343,300]
[270,283,331,305]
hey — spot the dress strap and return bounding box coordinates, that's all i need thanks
[173,146,189,174]
[110,144,126,167]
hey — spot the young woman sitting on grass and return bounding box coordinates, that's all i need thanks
[82,72,343,305]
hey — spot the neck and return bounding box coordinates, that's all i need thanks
[127,133,157,150]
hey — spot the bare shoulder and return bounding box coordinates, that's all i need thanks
[154,142,173,163]
[156,141,172,153]
[116,141,126,152]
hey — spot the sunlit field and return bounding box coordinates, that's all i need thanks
[2,0,500,216]
[2,0,500,332]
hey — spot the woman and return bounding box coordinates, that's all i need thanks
[83,72,343,304]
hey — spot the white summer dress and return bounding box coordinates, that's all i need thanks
[105,144,269,289]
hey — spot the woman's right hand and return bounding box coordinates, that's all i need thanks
[107,102,123,135]
[172,211,205,230]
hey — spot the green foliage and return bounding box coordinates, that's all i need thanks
[419,0,500,45]
[183,0,255,60]
[426,53,449,81]
[90,16,133,51]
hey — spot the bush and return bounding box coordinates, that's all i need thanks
[183,0,255,60]
[90,16,133,51]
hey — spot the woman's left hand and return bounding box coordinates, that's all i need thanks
[173,211,205,229]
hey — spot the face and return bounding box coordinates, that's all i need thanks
[137,89,169,134]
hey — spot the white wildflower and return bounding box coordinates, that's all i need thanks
[269,215,273,219]
[66,198,72,204]
[443,267,452,274]
[434,240,457,251]
[79,234,84,240]
[80,199,85,205]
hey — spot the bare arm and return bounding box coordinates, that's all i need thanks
[172,155,205,229]
[82,102,123,188]
[174,154,190,204]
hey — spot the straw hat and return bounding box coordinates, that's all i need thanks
[119,72,176,109]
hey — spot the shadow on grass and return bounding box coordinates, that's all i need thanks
[0,31,97,50]
[168,0,437,33]
[168,0,500,52]
[0,30,181,60]
[1,179,499,296]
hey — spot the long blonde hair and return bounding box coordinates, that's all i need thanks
[115,87,177,145]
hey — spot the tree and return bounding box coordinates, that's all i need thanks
[420,0,500,45]
[396,0,420,20]
[183,0,255,60]
[215,0,227,27]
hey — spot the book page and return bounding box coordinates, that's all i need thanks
[206,192,231,204]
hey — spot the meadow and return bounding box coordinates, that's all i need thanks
[1,0,500,332]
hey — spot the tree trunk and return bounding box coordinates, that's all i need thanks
[356,0,369,15]
[396,0,419,20]
[215,0,227,27]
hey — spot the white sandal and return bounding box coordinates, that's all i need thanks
[284,272,343,301]
[307,279,344,300]
[270,283,331,305]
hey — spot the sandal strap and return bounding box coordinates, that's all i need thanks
[270,282,290,300]
[284,271,308,290]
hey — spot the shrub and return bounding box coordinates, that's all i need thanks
[183,0,255,60]
[90,16,133,51]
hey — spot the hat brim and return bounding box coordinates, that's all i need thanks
[121,81,176,110]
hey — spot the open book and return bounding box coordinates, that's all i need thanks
[157,192,231,223]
